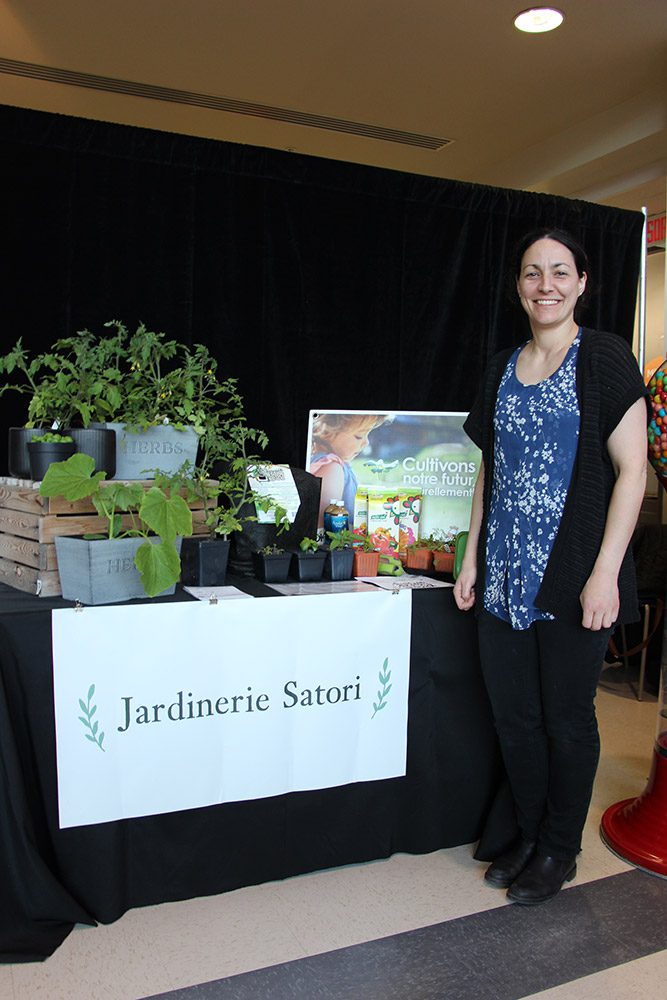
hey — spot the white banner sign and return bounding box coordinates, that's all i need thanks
[52,590,412,828]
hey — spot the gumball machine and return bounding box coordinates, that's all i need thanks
[600,359,667,876]
[601,612,667,876]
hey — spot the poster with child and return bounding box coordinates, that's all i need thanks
[306,410,480,550]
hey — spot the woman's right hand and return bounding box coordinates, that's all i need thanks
[453,564,477,611]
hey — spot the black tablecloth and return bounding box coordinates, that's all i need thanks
[0,581,512,962]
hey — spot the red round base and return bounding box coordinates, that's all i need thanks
[600,746,667,878]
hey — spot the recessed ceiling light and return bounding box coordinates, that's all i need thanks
[514,7,565,33]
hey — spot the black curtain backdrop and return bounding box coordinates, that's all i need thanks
[0,104,644,472]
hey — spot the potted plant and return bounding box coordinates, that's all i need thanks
[0,335,117,477]
[98,321,259,480]
[351,532,380,577]
[405,538,434,571]
[39,452,192,604]
[165,438,287,587]
[431,532,456,574]
[0,338,66,477]
[290,536,327,581]
[27,431,76,480]
[252,544,292,583]
[323,529,356,581]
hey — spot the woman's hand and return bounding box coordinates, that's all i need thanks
[454,564,477,611]
[579,398,647,631]
[453,459,483,613]
[580,568,619,630]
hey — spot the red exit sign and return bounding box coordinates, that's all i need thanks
[647,213,665,250]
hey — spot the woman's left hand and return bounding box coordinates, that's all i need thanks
[580,569,619,630]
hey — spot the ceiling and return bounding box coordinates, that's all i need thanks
[0,1,665,216]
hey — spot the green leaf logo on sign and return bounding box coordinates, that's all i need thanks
[372,658,392,719]
[78,684,106,752]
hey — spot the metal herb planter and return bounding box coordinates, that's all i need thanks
[102,423,199,480]
[55,535,182,605]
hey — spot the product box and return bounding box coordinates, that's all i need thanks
[366,491,400,553]
[352,490,369,533]
[396,492,422,555]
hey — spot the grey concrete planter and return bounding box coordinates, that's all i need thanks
[55,535,182,605]
[100,423,199,479]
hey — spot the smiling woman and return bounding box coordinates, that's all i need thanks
[453,226,649,907]
[508,230,590,387]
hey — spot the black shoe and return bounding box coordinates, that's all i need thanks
[484,838,537,888]
[506,853,576,905]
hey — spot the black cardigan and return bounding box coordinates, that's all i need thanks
[463,328,649,626]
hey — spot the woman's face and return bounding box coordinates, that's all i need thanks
[327,426,370,462]
[516,238,586,331]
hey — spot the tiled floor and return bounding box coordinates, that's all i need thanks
[3,675,666,1000]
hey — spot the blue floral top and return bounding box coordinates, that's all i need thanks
[484,331,581,629]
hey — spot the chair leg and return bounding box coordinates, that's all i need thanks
[630,604,651,701]
[619,624,629,670]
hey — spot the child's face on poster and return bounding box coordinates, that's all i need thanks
[327,426,370,462]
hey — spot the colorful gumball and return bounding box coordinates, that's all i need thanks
[647,361,667,491]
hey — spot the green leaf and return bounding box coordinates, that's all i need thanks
[376,702,387,712]
[88,683,95,700]
[78,715,88,725]
[139,488,192,543]
[383,683,392,698]
[89,705,97,717]
[98,732,105,747]
[85,734,96,743]
[134,539,181,597]
[79,698,88,714]
[40,453,105,502]
[92,720,98,735]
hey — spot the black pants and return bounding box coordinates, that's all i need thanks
[477,610,611,860]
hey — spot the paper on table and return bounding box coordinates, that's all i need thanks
[266,580,378,596]
[183,586,254,601]
[356,576,453,590]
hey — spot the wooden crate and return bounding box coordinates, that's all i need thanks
[0,477,210,597]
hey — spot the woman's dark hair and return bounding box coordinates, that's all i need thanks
[513,228,589,280]
[512,227,592,312]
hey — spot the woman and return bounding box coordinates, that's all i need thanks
[454,228,648,905]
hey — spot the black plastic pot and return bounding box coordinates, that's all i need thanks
[66,427,116,478]
[290,550,327,582]
[8,427,41,478]
[324,547,355,581]
[27,440,76,480]
[252,551,292,583]
[180,537,230,587]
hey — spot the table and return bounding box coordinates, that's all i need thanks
[0,581,512,962]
